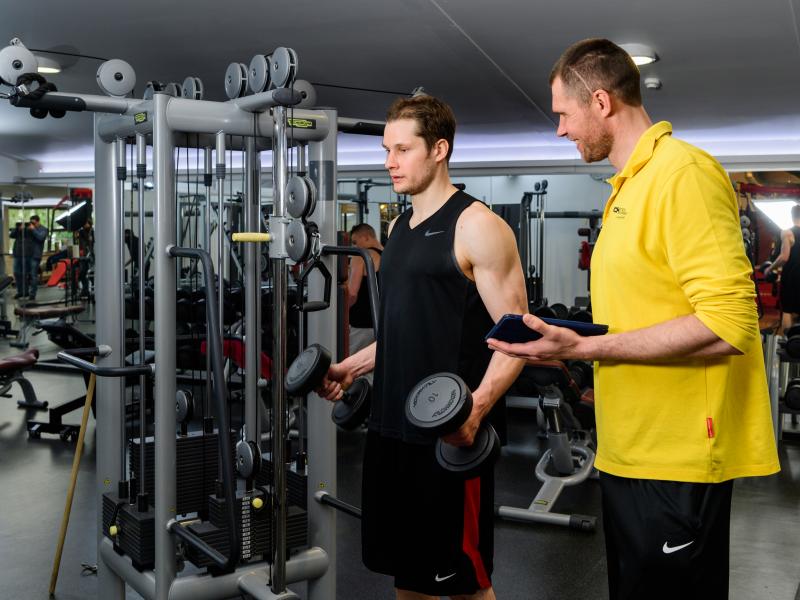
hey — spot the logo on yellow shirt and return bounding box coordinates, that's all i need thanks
[612,206,628,218]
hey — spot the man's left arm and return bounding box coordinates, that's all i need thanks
[32,226,48,243]
[489,164,757,362]
[444,207,527,446]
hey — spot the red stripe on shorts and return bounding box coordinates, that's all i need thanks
[462,476,490,589]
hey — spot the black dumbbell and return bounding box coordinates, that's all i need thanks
[784,379,800,410]
[567,360,593,390]
[285,343,371,430]
[550,303,569,319]
[405,373,500,477]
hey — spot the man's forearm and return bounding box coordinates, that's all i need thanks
[578,314,741,361]
[473,352,525,416]
[342,341,376,378]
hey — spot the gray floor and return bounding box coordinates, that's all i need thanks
[0,290,799,599]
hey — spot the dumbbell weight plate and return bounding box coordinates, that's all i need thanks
[785,379,800,410]
[435,424,500,477]
[286,343,331,396]
[405,373,472,438]
[332,377,371,430]
[550,303,569,319]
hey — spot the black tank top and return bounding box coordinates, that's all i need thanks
[782,226,800,285]
[369,190,502,443]
[349,248,381,329]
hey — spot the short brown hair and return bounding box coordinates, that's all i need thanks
[350,223,376,238]
[386,95,456,162]
[550,38,642,107]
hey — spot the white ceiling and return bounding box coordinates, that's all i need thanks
[2,0,800,175]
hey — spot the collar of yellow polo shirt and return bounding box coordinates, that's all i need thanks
[604,120,673,218]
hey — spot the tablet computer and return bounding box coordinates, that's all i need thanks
[485,313,609,344]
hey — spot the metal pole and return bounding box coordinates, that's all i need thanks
[271,104,289,594]
[244,133,260,451]
[152,92,177,600]
[306,108,339,600]
[136,133,149,510]
[204,147,213,420]
[216,133,226,338]
[114,138,129,494]
[94,118,126,600]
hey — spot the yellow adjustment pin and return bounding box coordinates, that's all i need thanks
[232,232,272,243]
[109,525,119,537]
[252,497,264,510]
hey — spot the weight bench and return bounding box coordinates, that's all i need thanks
[12,304,85,349]
[496,360,597,532]
[0,348,46,410]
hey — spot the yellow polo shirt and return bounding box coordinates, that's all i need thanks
[590,121,779,483]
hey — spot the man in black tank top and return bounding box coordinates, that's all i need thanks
[318,95,527,599]
[347,223,383,366]
[765,204,800,332]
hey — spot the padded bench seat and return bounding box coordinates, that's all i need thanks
[0,348,39,371]
[14,304,85,319]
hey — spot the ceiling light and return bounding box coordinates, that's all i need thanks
[619,43,658,66]
[35,55,61,74]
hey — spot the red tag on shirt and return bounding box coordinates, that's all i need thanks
[706,418,714,438]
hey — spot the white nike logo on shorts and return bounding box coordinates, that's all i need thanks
[662,540,694,554]
[435,572,457,582]
[425,230,444,237]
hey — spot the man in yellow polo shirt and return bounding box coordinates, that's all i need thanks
[488,38,779,600]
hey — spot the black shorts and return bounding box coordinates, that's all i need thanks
[600,472,734,600]
[361,430,494,596]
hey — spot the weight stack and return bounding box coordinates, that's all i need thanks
[101,492,155,571]
[257,455,308,509]
[129,430,236,515]
[185,494,308,568]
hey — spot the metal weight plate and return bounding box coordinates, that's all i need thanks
[286,343,332,396]
[286,219,312,263]
[175,389,194,423]
[405,373,472,437]
[286,175,316,219]
[0,40,37,86]
[292,79,317,109]
[270,47,298,89]
[549,303,569,319]
[248,54,270,94]
[96,59,136,97]
[181,76,204,100]
[224,62,248,100]
[332,377,371,430]
[435,424,500,477]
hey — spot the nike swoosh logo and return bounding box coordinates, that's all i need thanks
[434,572,457,582]
[662,540,694,554]
[425,230,445,237]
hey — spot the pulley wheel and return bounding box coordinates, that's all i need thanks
[286,175,316,219]
[270,47,298,89]
[286,219,312,263]
[248,54,271,94]
[224,62,248,99]
[181,76,204,100]
[96,59,136,97]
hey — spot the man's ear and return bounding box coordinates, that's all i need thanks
[592,89,613,118]
[432,138,450,163]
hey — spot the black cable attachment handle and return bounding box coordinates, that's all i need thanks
[321,245,379,334]
[166,245,239,571]
[296,257,332,313]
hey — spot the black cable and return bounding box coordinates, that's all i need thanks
[310,82,411,96]
[29,48,109,62]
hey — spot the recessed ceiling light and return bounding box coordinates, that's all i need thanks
[619,43,658,66]
[35,55,61,74]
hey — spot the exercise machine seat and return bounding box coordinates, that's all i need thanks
[201,339,272,379]
[14,304,85,319]
[0,348,39,371]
